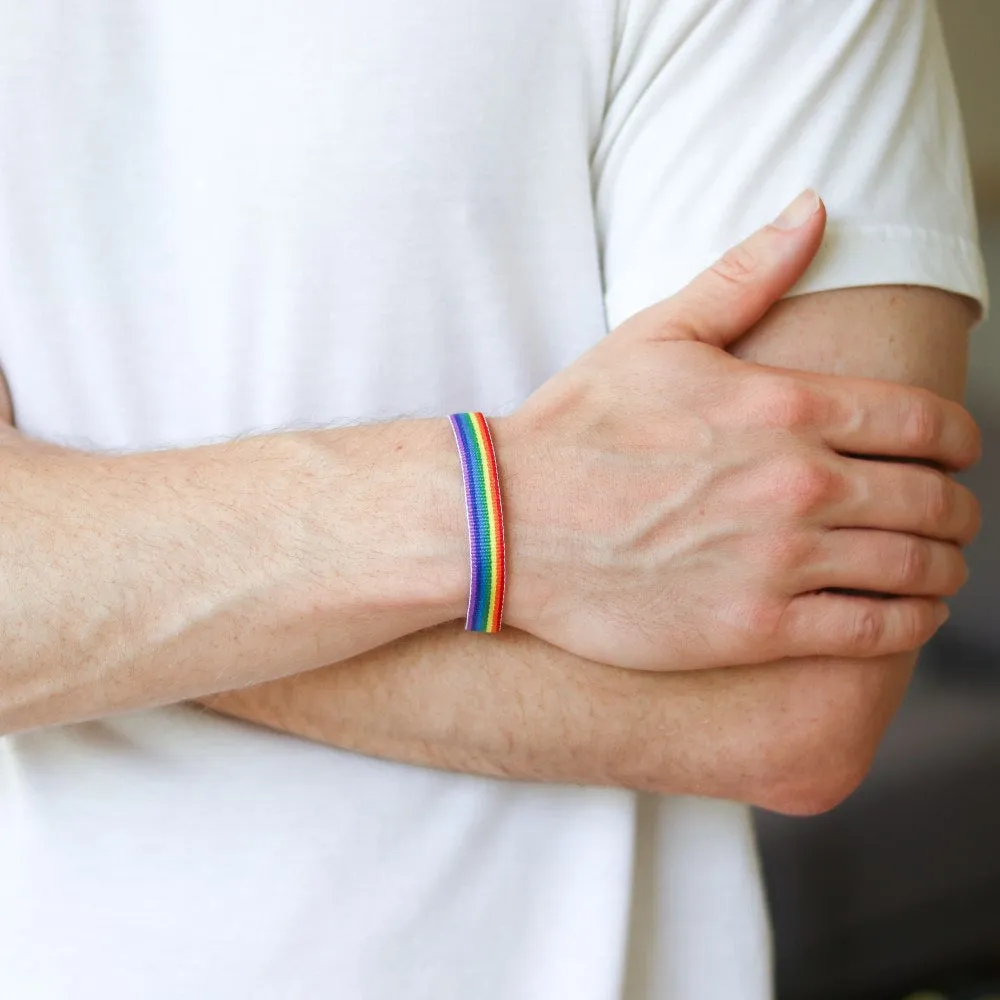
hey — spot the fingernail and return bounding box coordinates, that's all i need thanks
[773,189,820,230]
[935,603,950,627]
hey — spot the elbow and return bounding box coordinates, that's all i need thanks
[623,721,878,817]
[753,749,874,817]
[663,658,907,816]
[613,656,912,812]
[749,680,901,817]
[750,657,913,817]
[731,725,878,817]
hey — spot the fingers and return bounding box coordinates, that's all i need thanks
[802,530,967,597]
[831,458,981,545]
[780,592,947,660]
[629,190,826,349]
[810,375,981,471]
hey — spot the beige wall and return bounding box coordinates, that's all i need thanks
[938,3,999,406]
[939,1,1000,213]
[967,222,999,416]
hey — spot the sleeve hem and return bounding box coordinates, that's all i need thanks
[603,224,990,330]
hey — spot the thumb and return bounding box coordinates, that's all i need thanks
[638,189,826,349]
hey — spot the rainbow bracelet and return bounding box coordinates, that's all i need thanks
[448,412,506,633]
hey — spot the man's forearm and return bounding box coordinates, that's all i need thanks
[0,420,467,733]
[202,624,915,815]
[205,284,977,814]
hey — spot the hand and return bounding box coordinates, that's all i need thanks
[500,190,981,671]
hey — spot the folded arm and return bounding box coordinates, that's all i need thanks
[1,206,978,820]
[203,284,978,815]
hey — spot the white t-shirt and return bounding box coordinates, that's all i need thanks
[0,2,987,998]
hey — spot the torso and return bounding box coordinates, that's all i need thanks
[0,4,769,997]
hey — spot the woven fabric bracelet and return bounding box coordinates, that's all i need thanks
[448,412,506,633]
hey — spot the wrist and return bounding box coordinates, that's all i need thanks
[485,413,556,636]
[417,418,475,623]
[309,419,470,631]
[389,418,471,624]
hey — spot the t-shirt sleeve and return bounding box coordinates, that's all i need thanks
[593,0,989,329]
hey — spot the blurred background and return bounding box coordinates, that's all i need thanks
[754,5,1000,999]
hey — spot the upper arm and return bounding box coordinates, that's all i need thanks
[732,284,977,400]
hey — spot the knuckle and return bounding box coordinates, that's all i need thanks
[734,596,785,647]
[923,471,952,526]
[752,380,818,430]
[949,407,982,469]
[847,605,884,655]
[897,606,931,652]
[774,457,837,515]
[902,395,943,452]
[896,536,928,591]
[908,609,935,650]
[937,545,969,596]
[763,533,814,576]
[711,244,758,286]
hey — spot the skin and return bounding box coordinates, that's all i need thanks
[0,195,981,814]
[200,284,977,816]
